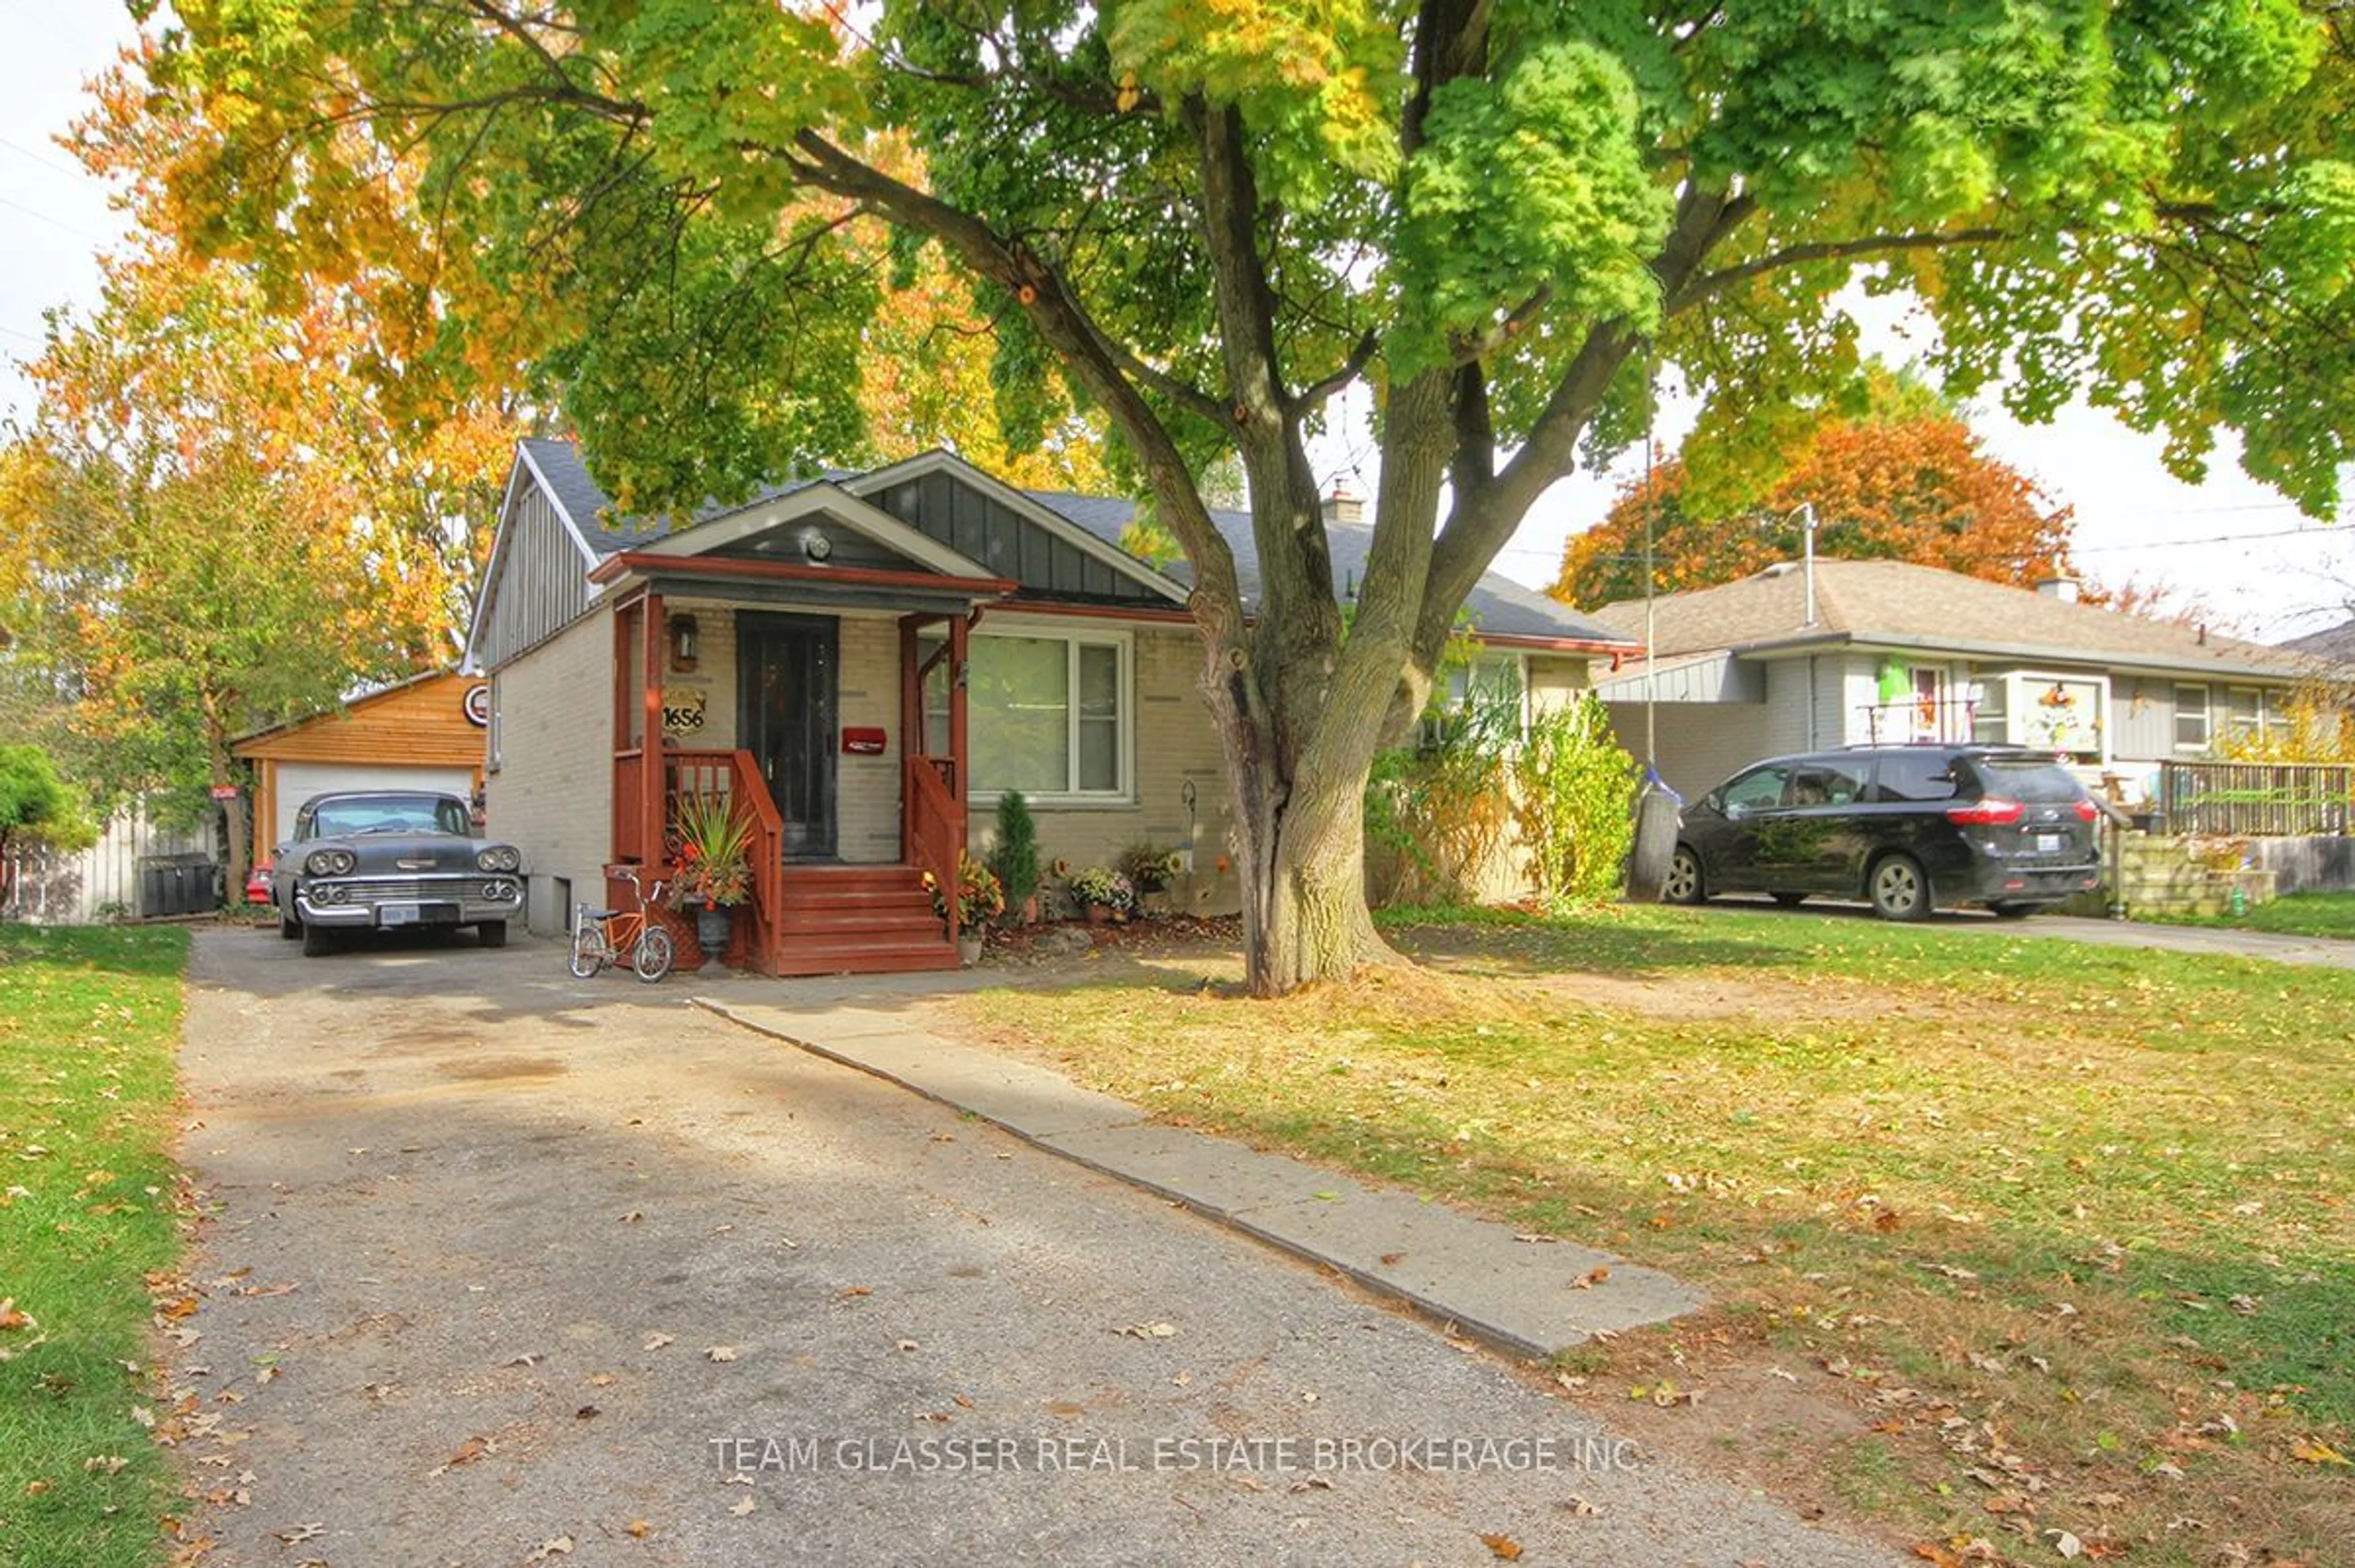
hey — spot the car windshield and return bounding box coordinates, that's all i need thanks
[1967,757,2086,803]
[310,796,470,838]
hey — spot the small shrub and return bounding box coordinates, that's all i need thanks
[1118,841,1182,893]
[988,791,1041,916]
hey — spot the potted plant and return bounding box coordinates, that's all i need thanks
[668,791,753,956]
[988,791,1042,925]
[1068,865,1136,925]
[925,851,1004,963]
[1119,841,1182,912]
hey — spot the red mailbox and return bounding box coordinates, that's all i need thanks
[841,727,887,755]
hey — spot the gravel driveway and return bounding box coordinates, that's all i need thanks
[174,927,1899,1567]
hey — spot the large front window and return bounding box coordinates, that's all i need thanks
[925,630,1129,798]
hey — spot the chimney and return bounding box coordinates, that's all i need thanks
[1321,483,1363,527]
[2035,576,2080,603]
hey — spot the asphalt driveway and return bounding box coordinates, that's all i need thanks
[172,927,1901,1567]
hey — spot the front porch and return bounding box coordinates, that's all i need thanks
[603,581,990,977]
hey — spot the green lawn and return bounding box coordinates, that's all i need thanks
[0,926,190,1568]
[956,904,2354,1567]
[2149,889,2355,940]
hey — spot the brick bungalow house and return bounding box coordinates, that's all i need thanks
[464,439,1633,974]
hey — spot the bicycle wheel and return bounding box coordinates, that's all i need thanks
[632,924,675,983]
[569,922,607,979]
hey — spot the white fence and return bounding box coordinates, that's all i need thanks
[3,797,220,925]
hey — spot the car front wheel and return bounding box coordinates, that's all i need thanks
[1868,854,1932,922]
[301,921,339,957]
[478,920,508,949]
[1663,846,1706,904]
[279,910,301,940]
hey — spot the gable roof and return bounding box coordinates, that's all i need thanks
[1591,559,2310,681]
[1030,493,1630,648]
[507,439,1629,648]
[2278,616,2355,665]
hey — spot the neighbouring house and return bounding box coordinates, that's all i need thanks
[2277,616,2355,665]
[1588,559,2319,801]
[234,670,491,854]
[465,439,1633,974]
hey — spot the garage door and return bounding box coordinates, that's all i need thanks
[272,763,477,846]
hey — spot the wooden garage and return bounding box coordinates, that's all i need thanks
[234,671,490,855]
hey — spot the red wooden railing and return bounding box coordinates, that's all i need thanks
[613,748,647,863]
[904,754,964,941]
[665,748,786,971]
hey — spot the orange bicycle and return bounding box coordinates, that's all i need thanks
[569,868,675,982]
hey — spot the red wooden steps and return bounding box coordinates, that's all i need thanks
[763,863,958,977]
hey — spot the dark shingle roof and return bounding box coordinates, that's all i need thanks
[2278,617,2355,665]
[1030,493,1627,646]
[518,440,1624,644]
[518,437,821,556]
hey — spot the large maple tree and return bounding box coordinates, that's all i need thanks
[136,0,2355,992]
[1556,411,2081,606]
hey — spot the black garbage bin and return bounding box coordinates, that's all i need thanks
[138,853,222,918]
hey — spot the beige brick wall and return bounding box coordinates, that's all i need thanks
[486,610,615,935]
[978,623,1241,914]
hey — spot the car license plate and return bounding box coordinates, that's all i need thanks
[379,903,422,927]
[2035,833,2061,854]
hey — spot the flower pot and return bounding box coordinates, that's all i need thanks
[694,903,733,958]
[1084,903,1111,926]
[957,932,984,966]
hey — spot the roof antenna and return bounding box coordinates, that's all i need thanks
[1797,503,1819,627]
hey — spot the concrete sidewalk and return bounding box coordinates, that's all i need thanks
[697,998,1703,1360]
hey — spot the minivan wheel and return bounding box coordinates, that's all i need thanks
[1663,846,1705,904]
[1868,854,1932,922]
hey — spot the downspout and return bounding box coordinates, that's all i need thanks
[1807,654,1820,751]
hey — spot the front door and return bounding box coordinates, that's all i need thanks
[738,613,838,859]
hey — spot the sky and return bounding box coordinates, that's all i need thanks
[4,3,2348,644]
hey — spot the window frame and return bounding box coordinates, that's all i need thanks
[2173,684,2211,751]
[925,622,1136,806]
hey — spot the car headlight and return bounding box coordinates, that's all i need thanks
[305,848,356,876]
[477,846,521,873]
[481,879,519,901]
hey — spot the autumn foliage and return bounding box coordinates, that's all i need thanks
[1554,416,2082,608]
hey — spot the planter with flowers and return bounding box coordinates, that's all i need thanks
[1068,865,1136,925]
[925,852,1005,963]
[668,791,754,957]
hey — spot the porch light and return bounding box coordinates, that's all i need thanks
[668,613,700,672]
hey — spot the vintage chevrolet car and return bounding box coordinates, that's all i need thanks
[272,790,524,957]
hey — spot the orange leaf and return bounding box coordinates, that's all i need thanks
[1479,1534,1524,1561]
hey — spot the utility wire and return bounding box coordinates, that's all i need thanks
[0,192,109,245]
[0,133,84,181]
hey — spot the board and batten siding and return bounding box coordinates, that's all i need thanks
[868,471,1164,605]
[478,475,595,670]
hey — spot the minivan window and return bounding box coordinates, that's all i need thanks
[1874,753,1959,803]
[1721,766,1789,813]
[1966,756,2084,803]
[1788,760,1868,807]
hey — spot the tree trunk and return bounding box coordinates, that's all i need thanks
[204,707,248,908]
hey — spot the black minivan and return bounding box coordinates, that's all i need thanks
[1664,745,2102,920]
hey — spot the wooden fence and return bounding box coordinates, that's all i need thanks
[3,797,220,924]
[2157,760,2355,837]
